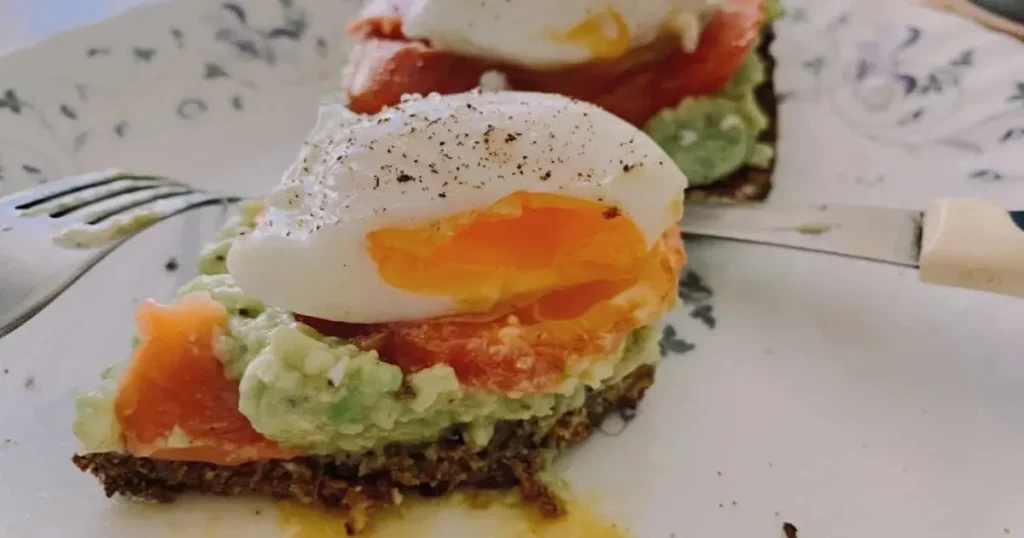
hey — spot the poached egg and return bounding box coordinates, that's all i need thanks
[399,0,722,68]
[227,91,688,323]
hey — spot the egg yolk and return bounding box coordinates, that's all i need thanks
[555,8,631,60]
[313,227,684,394]
[366,191,650,313]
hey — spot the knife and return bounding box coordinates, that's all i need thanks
[681,198,1024,298]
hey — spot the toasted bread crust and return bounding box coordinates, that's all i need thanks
[73,365,656,533]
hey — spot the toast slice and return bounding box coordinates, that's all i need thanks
[73,365,654,534]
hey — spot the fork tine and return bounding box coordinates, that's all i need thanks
[48,182,167,218]
[51,191,239,249]
[0,169,170,213]
[137,191,241,223]
[28,178,193,220]
[85,188,197,224]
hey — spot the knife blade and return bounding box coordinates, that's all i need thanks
[680,202,928,267]
[680,199,1024,297]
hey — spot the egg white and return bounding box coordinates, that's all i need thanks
[400,0,721,68]
[227,91,688,323]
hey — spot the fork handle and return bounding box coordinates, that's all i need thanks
[919,198,1024,297]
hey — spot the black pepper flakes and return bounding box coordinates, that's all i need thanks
[396,173,415,183]
[782,522,798,538]
[603,207,621,219]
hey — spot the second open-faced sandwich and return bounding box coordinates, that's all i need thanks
[72,90,688,533]
[343,0,782,201]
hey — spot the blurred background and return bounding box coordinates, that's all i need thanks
[0,0,161,54]
[3,0,1022,56]
[3,0,1020,57]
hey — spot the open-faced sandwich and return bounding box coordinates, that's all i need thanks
[72,90,688,533]
[344,0,782,201]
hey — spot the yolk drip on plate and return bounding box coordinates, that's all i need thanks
[114,294,297,465]
[277,493,631,538]
[366,192,650,313]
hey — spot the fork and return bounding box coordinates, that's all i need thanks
[0,169,239,338]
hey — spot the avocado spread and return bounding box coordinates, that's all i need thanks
[643,2,782,186]
[73,203,660,455]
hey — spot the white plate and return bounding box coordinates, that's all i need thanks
[2,1,1024,537]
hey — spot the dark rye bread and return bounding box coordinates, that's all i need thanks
[686,28,777,202]
[73,364,655,534]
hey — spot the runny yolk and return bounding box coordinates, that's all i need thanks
[365,191,650,313]
[556,8,631,60]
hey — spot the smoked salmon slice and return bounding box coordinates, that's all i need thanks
[114,293,297,465]
[346,38,486,118]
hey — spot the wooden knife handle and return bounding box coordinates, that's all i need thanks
[919,0,1024,41]
[919,198,1024,297]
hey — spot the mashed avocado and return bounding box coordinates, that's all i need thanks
[197,199,265,275]
[73,204,661,455]
[73,364,125,453]
[238,318,655,453]
[766,0,784,23]
[180,273,655,453]
[643,5,781,187]
[645,97,759,186]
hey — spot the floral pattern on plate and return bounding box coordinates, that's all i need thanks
[0,0,353,191]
